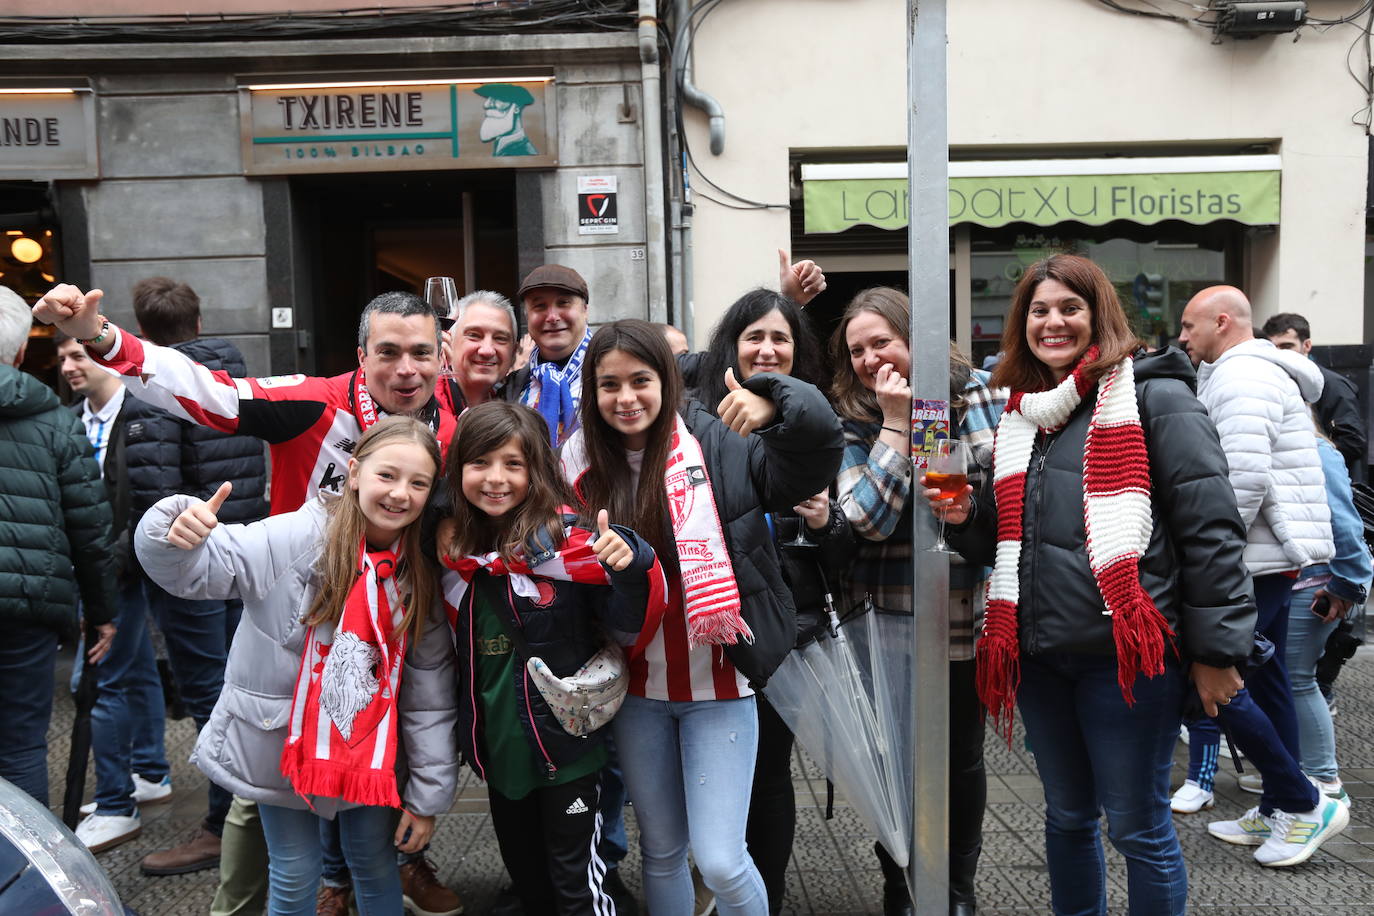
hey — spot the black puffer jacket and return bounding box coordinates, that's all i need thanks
[948,347,1255,669]
[125,338,268,525]
[682,372,844,684]
[0,365,115,633]
[452,520,655,777]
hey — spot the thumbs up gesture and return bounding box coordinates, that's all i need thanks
[778,249,827,306]
[717,368,777,438]
[167,482,232,550]
[591,509,634,571]
[32,283,108,346]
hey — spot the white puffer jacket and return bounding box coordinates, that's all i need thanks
[1195,338,1334,576]
[135,493,459,817]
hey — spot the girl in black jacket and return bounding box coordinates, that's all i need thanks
[686,289,853,915]
[562,319,841,916]
[438,401,662,916]
[927,255,1254,916]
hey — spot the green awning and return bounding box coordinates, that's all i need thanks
[801,156,1281,233]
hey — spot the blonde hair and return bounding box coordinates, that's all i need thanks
[304,416,441,646]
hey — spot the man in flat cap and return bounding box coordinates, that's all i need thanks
[476,82,538,157]
[507,264,591,445]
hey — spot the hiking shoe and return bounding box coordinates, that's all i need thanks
[75,811,142,854]
[1237,773,1262,794]
[399,857,463,916]
[81,772,173,815]
[317,883,352,916]
[1254,796,1349,867]
[140,825,221,875]
[1170,780,1214,814]
[1207,806,1271,846]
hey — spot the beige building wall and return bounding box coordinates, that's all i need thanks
[684,0,1368,346]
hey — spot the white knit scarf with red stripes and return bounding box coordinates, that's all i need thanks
[561,414,751,648]
[281,541,409,808]
[978,347,1174,741]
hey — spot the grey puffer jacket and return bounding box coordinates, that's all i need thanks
[949,348,1256,669]
[0,365,115,633]
[135,494,459,817]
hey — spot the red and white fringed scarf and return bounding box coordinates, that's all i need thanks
[978,346,1175,741]
[281,541,409,808]
[561,416,750,649]
[440,516,668,660]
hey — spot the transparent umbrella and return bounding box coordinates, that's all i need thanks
[764,597,915,867]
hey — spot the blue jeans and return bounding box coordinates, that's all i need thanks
[0,624,58,806]
[613,694,767,916]
[145,577,240,835]
[258,804,401,916]
[1016,652,1186,916]
[92,580,169,815]
[1285,580,1341,782]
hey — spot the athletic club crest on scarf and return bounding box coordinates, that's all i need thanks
[977,347,1175,742]
[281,541,409,808]
[561,416,750,648]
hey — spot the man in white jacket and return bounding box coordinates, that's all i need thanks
[1179,285,1346,867]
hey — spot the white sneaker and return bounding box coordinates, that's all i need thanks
[1312,777,1352,810]
[1170,780,1214,814]
[1207,806,1271,846]
[1237,772,1262,794]
[75,811,142,854]
[80,773,172,815]
[1254,796,1349,867]
[131,773,173,803]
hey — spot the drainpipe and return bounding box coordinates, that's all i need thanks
[673,0,725,156]
[639,0,669,325]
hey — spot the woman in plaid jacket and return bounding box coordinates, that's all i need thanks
[831,286,1005,916]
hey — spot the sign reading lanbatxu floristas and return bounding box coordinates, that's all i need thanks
[240,76,557,175]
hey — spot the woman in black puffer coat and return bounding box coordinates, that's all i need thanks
[927,255,1254,916]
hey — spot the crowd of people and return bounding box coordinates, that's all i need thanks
[0,246,1365,916]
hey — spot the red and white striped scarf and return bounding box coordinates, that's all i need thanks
[978,347,1175,740]
[561,415,750,648]
[281,541,409,808]
[440,517,668,661]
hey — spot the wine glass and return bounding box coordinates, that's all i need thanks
[926,438,971,552]
[424,276,459,378]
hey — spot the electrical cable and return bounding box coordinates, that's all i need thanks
[671,0,789,211]
[1308,0,1374,27]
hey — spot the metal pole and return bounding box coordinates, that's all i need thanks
[907,0,950,910]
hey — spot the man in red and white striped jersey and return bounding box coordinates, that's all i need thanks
[34,284,461,516]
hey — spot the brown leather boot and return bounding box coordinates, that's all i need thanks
[140,825,222,876]
[316,884,352,916]
[399,858,464,916]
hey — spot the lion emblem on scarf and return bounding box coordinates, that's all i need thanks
[320,631,381,741]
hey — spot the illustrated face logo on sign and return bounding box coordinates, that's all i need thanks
[476,83,538,157]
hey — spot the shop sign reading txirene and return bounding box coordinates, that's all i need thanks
[0,86,99,179]
[801,157,1282,233]
[239,76,557,175]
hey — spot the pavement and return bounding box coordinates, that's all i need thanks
[42,646,1374,915]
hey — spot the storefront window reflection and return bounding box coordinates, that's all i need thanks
[970,229,1230,367]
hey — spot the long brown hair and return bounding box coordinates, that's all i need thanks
[305,416,440,646]
[575,319,684,569]
[991,254,1142,393]
[444,401,568,562]
[829,286,977,423]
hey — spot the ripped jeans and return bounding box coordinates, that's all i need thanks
[613,693,767,916]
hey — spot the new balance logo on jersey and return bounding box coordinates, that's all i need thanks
[565,797,589,816]
[335,437,356,454]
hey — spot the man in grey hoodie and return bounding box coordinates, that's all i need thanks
[1180,285,1346,868]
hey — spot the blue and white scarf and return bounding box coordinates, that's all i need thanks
[522,327,593,447]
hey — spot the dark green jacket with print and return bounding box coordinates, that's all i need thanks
[0,364,115,634]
